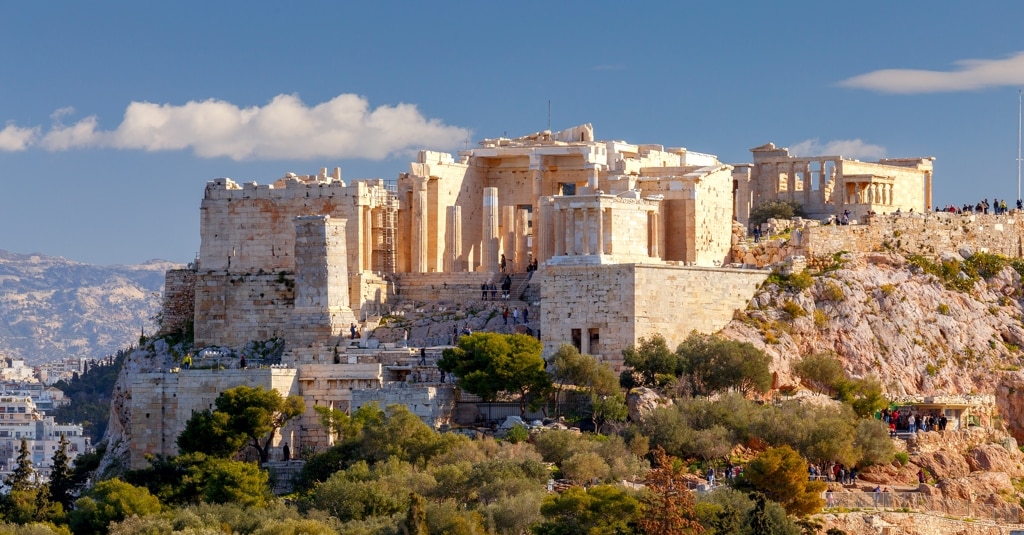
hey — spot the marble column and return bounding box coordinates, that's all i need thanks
[412,180,428,273]
[445,206,462,272]
[553,206,565,257]
[482,187,499,272]
[516,209,530,270]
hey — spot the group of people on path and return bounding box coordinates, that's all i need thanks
[501,306,529,326]
[879,407,948,435]
[481,274,515,301]
[809,463,857,485]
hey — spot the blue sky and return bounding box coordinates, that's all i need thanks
[2,1,1024,265]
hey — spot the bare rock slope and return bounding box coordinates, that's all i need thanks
[720,251,1024,441]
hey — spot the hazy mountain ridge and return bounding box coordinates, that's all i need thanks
[0,249,177,364]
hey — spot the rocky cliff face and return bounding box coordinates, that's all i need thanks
[0,249,175,364]
[719,251,1024,441]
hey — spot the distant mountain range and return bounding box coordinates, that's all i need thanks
[0,249,177,365]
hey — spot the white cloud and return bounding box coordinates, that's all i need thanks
[789,138,886,160]
[839,51,1024,94]
[0,123,39,151]
[4,93,472,160]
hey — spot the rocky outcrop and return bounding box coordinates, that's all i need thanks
[626,387,670,422]
[719,251,1024,441]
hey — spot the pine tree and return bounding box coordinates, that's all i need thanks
[48,434,73,508]
[5,438,36,492]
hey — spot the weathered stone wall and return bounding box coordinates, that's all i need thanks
[129,368,299,469]
[199,176,392,276]
[732,213,1024,268]
[692,167,736,266]
[159,269,196,335]
[295,363,382,449]
[539,264,769,366]
[193,272,294,348]
[351,383,457,428]
[631,264,769,353]
[806,213,1024,259]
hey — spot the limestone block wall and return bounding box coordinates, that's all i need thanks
[351,272,392,321]
[199,176,391,276]
[351,384,457,428]
[193,272,294,348]
[129,368,299,469]
[539,265,637,362]
[295,363,382,449]
[691,168,736,266]
[540,264,769,366]
[805,213,1024,259]
[129,372,180,470]
[730,213,1024,269]
[159,269,196,335]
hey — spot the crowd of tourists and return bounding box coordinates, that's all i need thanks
[937,198,1022,214]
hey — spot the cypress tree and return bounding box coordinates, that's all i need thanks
[5,438,35,492]
[49,434,73,508]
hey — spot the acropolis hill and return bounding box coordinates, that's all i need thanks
[118,123,1024,472]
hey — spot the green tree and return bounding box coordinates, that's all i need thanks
[358,404,463,467]
[177,385,304,464]
[621,335,679,388]
[835,375,888,418]
[749,200,805,227]
[791,352,845,396]
[735,446,825,517]
[69,478,162,535]
[695,487,754,535]
[439,332,552,417]
[534,484,640,535]
[176,409,247,458]
[48,434,75,510]
[5,438,36,492]
[560,451,610,485]
[747,494,800,535]
[854,418,895,466]
[124,453,270,507]
[675,333,772,397]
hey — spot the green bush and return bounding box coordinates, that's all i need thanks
[504,424,529,444]
[749,200,806,227]
[781,301,806,318]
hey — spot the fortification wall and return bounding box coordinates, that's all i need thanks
[129,368,299,469]
[733,213,1024,268]
[295,363,382,449]
[806,213,1024,258]
[159,269,196,335]
[193,272,294,348]
[632,265,769,353]
[199,177,388,275]
[351,383,457,428]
